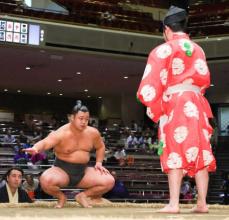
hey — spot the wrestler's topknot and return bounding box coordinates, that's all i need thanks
[72,100,89,114]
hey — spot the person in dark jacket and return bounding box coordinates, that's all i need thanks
[104,171,129,199]
[0,167,32,203]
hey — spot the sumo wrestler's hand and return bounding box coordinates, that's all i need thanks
[22,147,38,155]
[95,162,110,175]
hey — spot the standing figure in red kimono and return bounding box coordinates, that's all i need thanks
[137,5,216,213]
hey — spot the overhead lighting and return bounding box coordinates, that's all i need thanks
[84,89,88,92]
[4,89,8,92]
[25,66,31,70]
[123,76,128,79]
[59,93,63,96]
[17,90,21,93]
[87,95,91,98]
[76,72,81,75]
[57,79,62,82]
[98,96,102,99]
[47,92,51,95]
[210,84,214,87]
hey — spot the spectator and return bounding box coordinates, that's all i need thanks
[126,132,138,148]
[14,147,29,167]
[29,129,42,143]
[143,133,153,151]
[34,172,53,200]
[180,177,193,203]
[22,174,39,200]
[209,117,218,154]
[131,120,138,131]
[18,130,28,143]
[221,171,229,205]
[0,167,32,203]
[13,139,22,153]
[2,129,16,143]
[104,171,129,199]
[0,174,6,188]
[21,139,32,149]
[114,146,126,166]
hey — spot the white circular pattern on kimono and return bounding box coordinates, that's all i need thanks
[142,64,152,80]
[156,44,172,59]
[179,39,194,53]
[182,78,194,85]
[203,150,214,166]
[168,110,174,123]
[172,58,185,75]
[174,126,188,143]
[167,152,182,169]
[140,85,156,102]
[183,101,199,119]
[160,69,168,85]
[194,59,208,75]
[202,129,210,142]
[146,107,154,120]
[185,147,199,163]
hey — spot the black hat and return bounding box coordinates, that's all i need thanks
[163,5,187,26]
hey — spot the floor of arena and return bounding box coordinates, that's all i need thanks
[1,202,229,220]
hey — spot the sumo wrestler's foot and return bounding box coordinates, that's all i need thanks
[75,192,92,208]
[88,197,112,205]
[190,205,209,213]
[157,205,180,214]
[55,195,67,208]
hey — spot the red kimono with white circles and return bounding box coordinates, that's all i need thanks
[137,33,216,177]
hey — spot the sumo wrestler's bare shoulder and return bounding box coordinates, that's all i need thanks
[86,126,101,138]
[52,123,71,137]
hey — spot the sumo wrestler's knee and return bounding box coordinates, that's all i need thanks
[40,176,51,191]
[105,175,115,190]
[39,173,58,191]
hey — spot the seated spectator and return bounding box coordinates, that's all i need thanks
[104,171,129,199]
[180,177,194,203]
[22,174,39,200]
[21,139,32,149]
[130,120,138,131]
[221,171,229,205]
[137,133,145,149]
[18,130,28,143]
[14,147,29,167]
[126,132,138,148]
[143,133,153,151]
[13,139,22,153]
[0,167,32,203]
[29,129,43,143]
[2,129,16,143]
[114,146,126,166]
[126,155,134,166]
[0,174,6,188]
[34,172,53,200]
